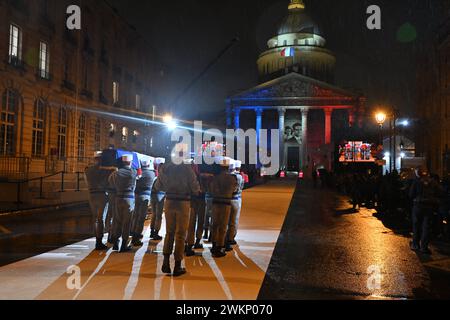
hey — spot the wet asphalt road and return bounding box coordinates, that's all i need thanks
[259,180,450,300]
[0,204,93,267]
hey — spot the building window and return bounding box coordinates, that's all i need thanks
[94,119,101,151]
[39,41,50,79]
[0,89,18,155]
[122,127,128,143]
[132,130,139,144]
[109,123,116,138]
[57,107,67,159]
[135,94,141,110]
[32,99,45,157]
[78,114,86,159]
[113,82,119,104]
[8,24,22,64]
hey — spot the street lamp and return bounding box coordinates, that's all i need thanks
[375,112,387,147]
[163,113,177,130]
[375,112,387,126]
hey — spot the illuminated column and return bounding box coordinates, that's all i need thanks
[226,106,232,128]
[278,107,286,169]
[301,108,309,168]
[256,108,263,168]
[348,108,355,128]
[234,107,240,130]
[324,108,333,145]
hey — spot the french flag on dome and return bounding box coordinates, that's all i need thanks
[281,47,295,57]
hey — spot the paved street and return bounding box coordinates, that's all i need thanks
[259,180,450,300]
[0,180,295,300]
[1,179,450,300]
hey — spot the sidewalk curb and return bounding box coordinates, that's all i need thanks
[0,201,89,218]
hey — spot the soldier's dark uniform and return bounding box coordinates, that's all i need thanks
[112,155,138,252]
[209,158,238,257]
[155,159,200,276]
[131,159,156,246]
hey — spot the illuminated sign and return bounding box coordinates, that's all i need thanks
[339,141,375,163]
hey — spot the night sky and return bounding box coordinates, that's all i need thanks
[108,0,448,124]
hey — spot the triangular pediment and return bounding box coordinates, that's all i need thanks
[229,73,357,100]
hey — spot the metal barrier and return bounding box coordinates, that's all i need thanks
[0,156,30,179]
[0,171,86,205]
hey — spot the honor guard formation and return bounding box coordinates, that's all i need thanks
[83,143,247,277]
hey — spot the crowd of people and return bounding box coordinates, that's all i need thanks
[334,167,450,254]
[84,144,248,277]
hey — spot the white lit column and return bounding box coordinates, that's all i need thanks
[278,107,286,169]
[301,108,309,168]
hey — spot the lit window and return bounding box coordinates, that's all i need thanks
[94,120,101,151]
[136,94,141,110]
[57,107,67,159]
[109,123,116,138]
[32,99,46,157]
[122,127,128,143]
[132,130,139,144]
[39,41,50,79]
[8,24,22,63]
[77,114,86,159]
[1,89,18,155]
[113,82,119,104]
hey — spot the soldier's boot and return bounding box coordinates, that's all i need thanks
[210,242,217,254]
[150,229,156,239]
[225,243,233,252]
[95,238,108,251]
[112,240,120,251]
[212,246,226,258]
[162,255,171,274]
[194,238,203,249]
[185,244,195,257]
[203,229,209,240]
[228,239,237,246]
[120,240,132,253]
[131,237,144,247]
[173,260,187,277]
[152,232,163,241]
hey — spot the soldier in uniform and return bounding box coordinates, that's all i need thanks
[131,158,156,246]
[84,151,116,250]
[150,158,166,240]
[112,154,138,252]
[155,144,200,276]
[227,160,245,250]
[209,157,238,258]
[185,159,208,256]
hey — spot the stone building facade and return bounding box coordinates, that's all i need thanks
[0,0,162,178]
[416,16,450,176]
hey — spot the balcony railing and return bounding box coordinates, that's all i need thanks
[37,69,52,81]
[7,55,26,71]
[61,80,76,91]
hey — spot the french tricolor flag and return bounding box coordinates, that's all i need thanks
[281,47,295,57]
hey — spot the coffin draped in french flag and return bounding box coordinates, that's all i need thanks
[280,47,295,57]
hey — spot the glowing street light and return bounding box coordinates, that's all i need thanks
[375,112,387,126]
[163,114,173,124]
[163,113,177,130]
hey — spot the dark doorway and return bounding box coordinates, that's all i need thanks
[287,146,300,172]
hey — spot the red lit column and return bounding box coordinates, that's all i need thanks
[324,108,333,145]
[348,109,355,128]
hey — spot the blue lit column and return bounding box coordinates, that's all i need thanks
[256,108,263,168]
[234,107,240,130]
